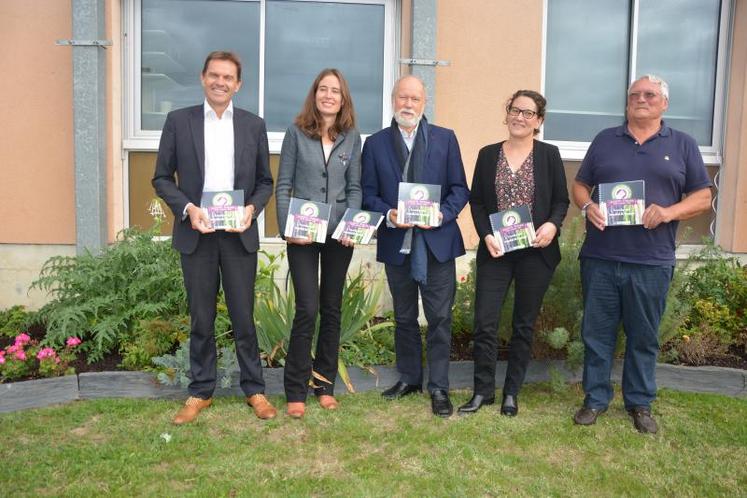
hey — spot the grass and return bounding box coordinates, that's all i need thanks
[1,384,746,497]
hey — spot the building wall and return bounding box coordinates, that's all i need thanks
[0,0,75,245]
[716,0,747,252]
[436,0,544,249]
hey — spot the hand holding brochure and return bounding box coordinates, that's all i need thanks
[489,205,536,253]
[332,208,384,245]
[599,180,645,226]
[284,198,331,243]
[200,190,245,230]
[397,182,441,226]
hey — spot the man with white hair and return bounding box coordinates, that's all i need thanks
[361,75,469,417]
[571,75,712,433]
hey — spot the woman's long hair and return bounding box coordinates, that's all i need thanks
[295,68,357,140]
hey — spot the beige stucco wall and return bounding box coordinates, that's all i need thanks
[717,0,747,253]
[436,0,544,249]
[0,0,75,244]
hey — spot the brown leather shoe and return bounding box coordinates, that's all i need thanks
[173,396,212,425]
[318,395,339,410]
[246,394,277,420]
[286,401,306,419]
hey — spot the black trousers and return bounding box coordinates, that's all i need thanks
[385,251,456,393]
[472,248,554,397]
[180,231,264,399]
[283,235,354,402]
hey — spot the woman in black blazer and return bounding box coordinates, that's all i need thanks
[458,90,569,416]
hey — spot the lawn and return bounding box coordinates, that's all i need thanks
[1,384,745,497]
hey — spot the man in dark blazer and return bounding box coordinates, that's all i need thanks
[361,75,469,417]
[153,51,276,424]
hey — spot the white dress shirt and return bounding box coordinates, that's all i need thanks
[202,99,235,192]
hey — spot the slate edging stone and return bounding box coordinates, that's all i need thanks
[1,360,744,413]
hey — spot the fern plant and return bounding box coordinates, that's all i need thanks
[32,224,187,362]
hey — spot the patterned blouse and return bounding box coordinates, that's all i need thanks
[495,147,535,212]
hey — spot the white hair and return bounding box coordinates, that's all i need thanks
[629,74,669,100]
[391,74,427,101]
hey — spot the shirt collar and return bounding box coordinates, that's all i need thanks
[618,119,670,138]
[204,99,234,120]
[399,122,419,140]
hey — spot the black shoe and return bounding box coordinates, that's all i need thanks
[430,389,453,417]
[500,394,518,417]
[381,381,422,400]
[628,407,658,434]
[457,394,495,415]
[573,406,607,425]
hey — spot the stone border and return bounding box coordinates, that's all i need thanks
[1,360,745,413]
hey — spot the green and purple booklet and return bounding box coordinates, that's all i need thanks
[489,205,536,253]
[599,180,645,226]
[200,190,244,230]
[284,198,331,243]
[332,208,384,245]
[397,182,441,226]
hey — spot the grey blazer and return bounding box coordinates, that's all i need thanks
[275,124,362,236]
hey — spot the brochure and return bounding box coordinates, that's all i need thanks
[396,182,441,226]
[599,180,645,226]
[200,190,244,230]
[331,208,384,245]
[284,198,331,243]
[489,205,536,253]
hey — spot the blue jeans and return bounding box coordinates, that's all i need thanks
[580,257,672,410]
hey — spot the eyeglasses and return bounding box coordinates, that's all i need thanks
[628,91,661,101]
[508,107,537,119]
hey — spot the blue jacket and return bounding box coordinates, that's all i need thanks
[361,122,469,265]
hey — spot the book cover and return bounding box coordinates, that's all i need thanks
[284,198,331,243]
[489,205,536,253]
[200,190,244,230]
[331,208,385,245]
[599,180,645,226]
[396,182,441,226]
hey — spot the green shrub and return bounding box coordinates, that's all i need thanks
[119,317,190,371]
[662,242,747,363]
[31,223,187,362]
[0,306,35,339]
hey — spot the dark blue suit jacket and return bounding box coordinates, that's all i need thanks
[361,123,469,265]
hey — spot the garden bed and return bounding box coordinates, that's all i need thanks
[2,360,745,414]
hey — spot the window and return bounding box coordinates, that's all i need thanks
[125,0,396,147]
[543,0,729,162]
[123,0,396,237]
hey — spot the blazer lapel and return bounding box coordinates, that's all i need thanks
[531,139,542,211]
[233,110,246,186]
[189,106,205,182]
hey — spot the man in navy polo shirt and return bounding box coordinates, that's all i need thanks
[571,75,712,433]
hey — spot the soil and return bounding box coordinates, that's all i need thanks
[3,326,746,384]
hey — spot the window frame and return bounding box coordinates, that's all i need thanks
[121,0,399,238]
[540,0,732,166]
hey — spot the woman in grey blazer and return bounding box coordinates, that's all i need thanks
[275,68,362,418]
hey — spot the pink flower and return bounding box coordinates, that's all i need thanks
[0,351,5,365]
[7,344,19,354]
[66,337,82,347]
[15,333,31,346]
[14,350,26,361]
[37,347,58,360]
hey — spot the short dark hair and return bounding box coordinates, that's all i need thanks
[506,90,547,135]
[202,51,242,81]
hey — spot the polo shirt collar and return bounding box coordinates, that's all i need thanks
[617,119,671,139]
